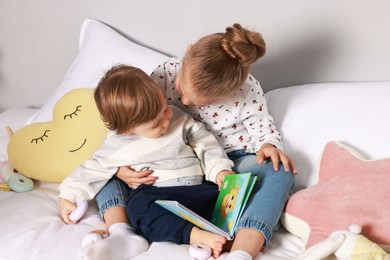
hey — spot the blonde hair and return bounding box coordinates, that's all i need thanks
[94,65,164,134]
[182,23,266,98]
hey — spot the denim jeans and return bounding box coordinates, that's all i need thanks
[95,176,130,220]
[227,149,295,244]
[96,149,295,244]
[95,176,205,220]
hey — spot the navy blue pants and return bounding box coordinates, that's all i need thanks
[126,182,218,244]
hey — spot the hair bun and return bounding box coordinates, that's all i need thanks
[221,23,266,67]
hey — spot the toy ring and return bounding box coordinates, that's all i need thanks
[1,162,34,193]
[189,243,211,259]
[8,173,34,192]
[69,200,88,222]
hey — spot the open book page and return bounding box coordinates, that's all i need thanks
[155,172,257,239]
[155,200,232,239]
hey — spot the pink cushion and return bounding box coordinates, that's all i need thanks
[282,141,390,249]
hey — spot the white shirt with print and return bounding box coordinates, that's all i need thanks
[151,57,283,154]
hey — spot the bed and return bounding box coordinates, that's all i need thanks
[1,11,390,260]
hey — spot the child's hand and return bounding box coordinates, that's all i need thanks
[116,166,157,189]
[256,143,298,174]
[59,198,78,224]
[216,170,235,190]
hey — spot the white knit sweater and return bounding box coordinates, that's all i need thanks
[59,106,233,203]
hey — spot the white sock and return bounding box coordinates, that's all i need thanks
[81,223,149,260]
[217,252,229,260]
[81,232,105,248]
[219,250,252,260]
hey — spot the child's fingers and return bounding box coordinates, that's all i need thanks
[61,209,75,224]
[60,201,77,224]
[217,181,222,191]
[256,152,265,165]
[289,159,298,174]
[136,169,155,178]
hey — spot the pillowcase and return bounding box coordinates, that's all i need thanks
[8,88,108,182]
[281,141,390,250]
[265,81,390,191]
[27,19,169,124]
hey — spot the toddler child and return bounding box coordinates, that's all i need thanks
[58,65,234,259]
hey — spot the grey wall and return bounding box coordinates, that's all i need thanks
[1,0,390,112]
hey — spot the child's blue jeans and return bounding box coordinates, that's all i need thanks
[227,149,295,244]
[96,149,295,244]
[95,176,130,220]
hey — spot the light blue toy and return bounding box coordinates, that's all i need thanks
[0,161,34,192]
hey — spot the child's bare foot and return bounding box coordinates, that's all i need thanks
[190,227,227,258]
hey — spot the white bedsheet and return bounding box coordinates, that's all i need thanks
[0,182,303,260]
[0,108,303,260]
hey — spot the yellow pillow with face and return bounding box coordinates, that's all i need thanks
[7,88,108,182]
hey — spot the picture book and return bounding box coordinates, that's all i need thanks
[155,172,257,240]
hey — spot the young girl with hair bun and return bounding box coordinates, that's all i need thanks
[117,23,297,259]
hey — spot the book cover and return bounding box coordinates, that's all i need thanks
[210,172,257,235]
[155,172,257,240]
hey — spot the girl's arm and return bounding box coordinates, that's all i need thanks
[241,77,283,152]
[241,77,297,174]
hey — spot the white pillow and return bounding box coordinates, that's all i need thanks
[265,82,390,192]
[27,19,169,124]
